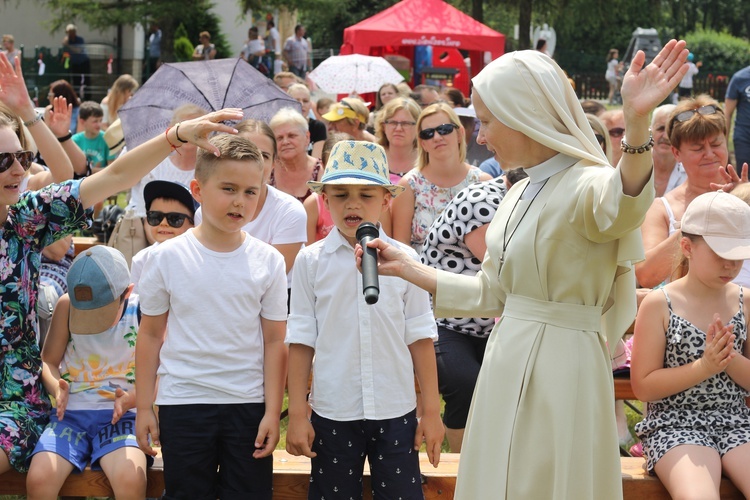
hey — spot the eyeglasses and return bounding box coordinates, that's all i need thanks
[608,127,625,139]
[0,151,34,173]
[146,211,194,228]
[384,120,416,129]
[672,104,719,124]
[418,123,458,140]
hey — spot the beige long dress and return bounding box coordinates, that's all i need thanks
[435,159,654,499]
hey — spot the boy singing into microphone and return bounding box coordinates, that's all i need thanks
[285,141,443,499]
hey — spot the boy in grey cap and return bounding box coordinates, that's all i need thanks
[26,246,147,499]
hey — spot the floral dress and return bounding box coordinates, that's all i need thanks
[0,180,89,472]
[404,166,482,251]
[635,287,750,473]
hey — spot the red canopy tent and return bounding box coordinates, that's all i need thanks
[340,0,505,95]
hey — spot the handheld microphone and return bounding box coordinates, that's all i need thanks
[356,222,380,305]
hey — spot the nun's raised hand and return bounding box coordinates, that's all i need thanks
[620,39,689,118]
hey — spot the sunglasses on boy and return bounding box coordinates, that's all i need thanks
[418,123,458,140]
[0,151,34,173]
[146,211,194,228]
[672,104,719,125]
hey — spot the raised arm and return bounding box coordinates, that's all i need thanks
[618,39,689,196]
[44,96,87,176]
[0,54,74,184]
[79,108,243,209]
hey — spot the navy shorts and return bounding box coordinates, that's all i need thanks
[158,403,272,500]
[309,409,423,499]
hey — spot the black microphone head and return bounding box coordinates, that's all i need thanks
[356,221,379,241]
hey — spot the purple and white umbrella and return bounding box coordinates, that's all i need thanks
[119,58,299,149]
[308,54,404,95]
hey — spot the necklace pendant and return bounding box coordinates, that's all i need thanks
[497,255,504,277]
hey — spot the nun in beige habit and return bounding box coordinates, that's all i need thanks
[357,40,690,499]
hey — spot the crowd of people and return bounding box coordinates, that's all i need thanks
[1,24,750,500]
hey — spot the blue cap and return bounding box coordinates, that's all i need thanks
[67,246,131,334]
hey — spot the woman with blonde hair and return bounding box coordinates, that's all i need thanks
[391,102,491,250]
[375,97,420,181]
[100,74,138,129]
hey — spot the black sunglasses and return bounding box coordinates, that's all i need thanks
[0,151,34,173]
[672,104,719,124]
[418,123,458,140]
[146,211,194,228]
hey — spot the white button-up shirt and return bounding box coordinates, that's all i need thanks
[287,227,437,421]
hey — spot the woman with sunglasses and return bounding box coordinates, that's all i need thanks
[391,102,491,251]
[0,52,243,476]
[636,95,748,289]
[357,40,690,499]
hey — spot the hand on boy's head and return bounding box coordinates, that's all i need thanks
[176,108,244,157]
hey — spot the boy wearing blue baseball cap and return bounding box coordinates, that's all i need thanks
[26,246,147,499]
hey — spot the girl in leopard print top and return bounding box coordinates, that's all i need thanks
[631,191,750,498]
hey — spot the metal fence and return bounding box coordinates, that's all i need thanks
[19,44,121,106]
[571,72,730,102]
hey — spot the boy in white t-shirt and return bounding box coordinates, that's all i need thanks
[130,180,196,291]
[26,246,147,499]
[135,134,288,499]
[285,141,443,499]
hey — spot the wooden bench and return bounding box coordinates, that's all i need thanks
[0,450,458,499]
[1,453,744,499]
[72,235,100,256]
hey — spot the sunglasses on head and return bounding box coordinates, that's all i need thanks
[146,211,194,228]
[608,127,625,139]
[672,104,719,124]
[0,151,34,173]
[419,123,458,140]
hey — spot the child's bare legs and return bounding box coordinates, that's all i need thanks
[654,445,721,500]
[99,446,148,500]
[722,442,750,497]
[0,452,10,474]
[26,451,75,500]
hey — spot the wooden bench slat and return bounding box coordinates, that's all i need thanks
[1,452,744,499]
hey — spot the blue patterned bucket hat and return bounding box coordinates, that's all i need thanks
[308,140,405,197]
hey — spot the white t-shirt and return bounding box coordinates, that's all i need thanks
[287,227,437,420]
[680,62,700,89]
[242,38,265,60]
[128,155,195,217]
[195,185,306,286]
[130,242,158,293]
[139,229,288,405]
